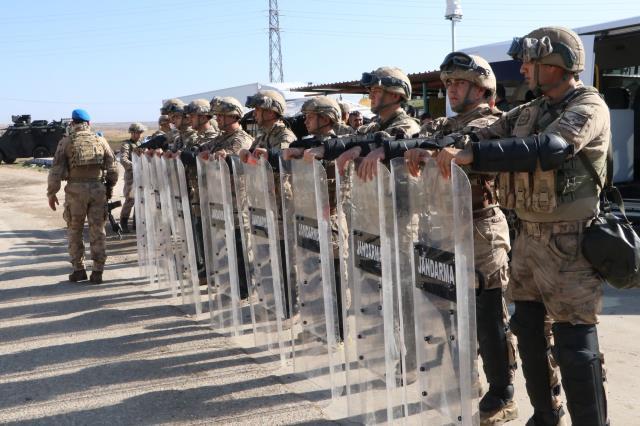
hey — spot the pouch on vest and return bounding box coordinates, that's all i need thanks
[70,132,104,168]
[531,167,557,213]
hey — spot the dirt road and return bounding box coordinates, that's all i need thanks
[0,164,331,425]
[0,164,638,424]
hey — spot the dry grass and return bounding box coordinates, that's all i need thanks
[93,122,157,152]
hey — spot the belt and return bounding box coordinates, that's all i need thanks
[520,219,593,237]
[67,177,102,183]
[473,207,499,220]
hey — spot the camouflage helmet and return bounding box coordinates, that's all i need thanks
[440,52,497,97]
[360,66,412,100]
[186,98,212,116]
[212,96,245,118]
[128,122,147,133]
[245,90,286,116]
[507,26,585,73]
[161,98,185,114]
[338,101,350,116]
[301,96,341,124]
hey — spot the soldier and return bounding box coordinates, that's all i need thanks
[368,53,518,425]
[163,98,187,149]
[176,99,212,284]
[200,96,253,158]
[150,115,171,138]
[240,90,296,163]
[198,96,255,298]
[303,66,420,167]
[439,27,610,426]
[347,110,364,130]
[281,96,347,338]
[119,122,147,233]
[47,109,118,284]
[335,101,354,135]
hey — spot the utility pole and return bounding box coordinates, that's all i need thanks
[269,0,284,83]
[445,0,462,52]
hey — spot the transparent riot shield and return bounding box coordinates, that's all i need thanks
[285,159,343,402]
[200,156,244,336]
[390,157,479,425]
[162,157,202,316]
[132,153,148,278]
[278,157,297,351]
[342,162,403,424]
[146,153,176,293]
[197,156,216,321]
[231,156,286,363]
[140,154,160,286]
[152,153,179,296]
[160,156,191,307]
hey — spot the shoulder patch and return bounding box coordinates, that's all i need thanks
[516,108,532,127]
[559,110,589,135]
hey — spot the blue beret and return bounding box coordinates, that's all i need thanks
[71,109,91,122]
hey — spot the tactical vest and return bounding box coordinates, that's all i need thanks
[497,87,604,220]
[69,129,105,169]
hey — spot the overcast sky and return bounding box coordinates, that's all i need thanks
[1,0,639,123]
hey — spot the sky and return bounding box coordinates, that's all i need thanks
[1,0,639,123]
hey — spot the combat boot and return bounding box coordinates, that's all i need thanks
[480,385,519,425]
[525,407,567,426]
[89,271,103,284]
[68,269,88,282]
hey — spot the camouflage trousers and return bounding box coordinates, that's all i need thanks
[120,179,134,220]
[509,220,604,324]
[509,219,605,412]
[62,182,108,271]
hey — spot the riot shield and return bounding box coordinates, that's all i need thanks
[200,156,244,336]
[341,162,403,424]
[132,153,148,278]
[145,153,177,293]
[284,159,343,402]
[152,153,179,297]
[162,157,203,316]
[231,156,286,363]
[159,156,191,307]
[390,157,479,425]
[197,156,216,322]
[139,154,160,286]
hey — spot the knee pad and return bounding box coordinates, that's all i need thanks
[552,323,607,426]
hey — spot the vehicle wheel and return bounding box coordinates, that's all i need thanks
[32,146,49,158]
[4,157,16,164]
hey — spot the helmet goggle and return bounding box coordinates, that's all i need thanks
[507,36,576,69]
[245,94,274,110]
[440,52,490,76]
[360,72,411,96]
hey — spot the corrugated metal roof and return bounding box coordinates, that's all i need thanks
[290,70,444,94]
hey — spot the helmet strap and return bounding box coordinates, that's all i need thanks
[533,62,569,96]
[371,90,400,116]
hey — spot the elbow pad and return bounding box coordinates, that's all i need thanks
[383,139,422,160]
[472,133,573,172]
[179,150,198,166]
[322,138,353,161]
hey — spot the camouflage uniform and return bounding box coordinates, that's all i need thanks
[47,122,118,273]
[119,137,141,222]
[472,27,609,426]
[202,127,253,155]
[249,120,296,152]
[333,121,354,136]
[357,108,420,137]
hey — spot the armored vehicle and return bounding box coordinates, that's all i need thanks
[0,115,69,164]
